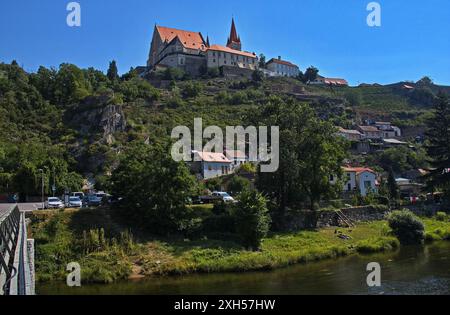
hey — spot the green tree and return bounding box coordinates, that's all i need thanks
[107,60,119,82]
[110,142,200,235]
[227,176,251,195]
[303,66,319,84]
[387,168,399,201]
[234,189,271,250]
[258,54,266,69]
[255,97,346,225]
[425,93,450,199]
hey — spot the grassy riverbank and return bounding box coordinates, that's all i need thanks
[30,208,450,284]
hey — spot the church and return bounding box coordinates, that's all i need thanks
[147,19,258,77]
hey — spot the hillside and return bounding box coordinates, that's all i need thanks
[0,61,448,198]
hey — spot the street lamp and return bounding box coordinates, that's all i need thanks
[38,169,44,210]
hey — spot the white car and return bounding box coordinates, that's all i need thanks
[46,197,64,209]
[68,196,83,208]
[212,192,236,203]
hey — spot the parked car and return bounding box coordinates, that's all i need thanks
[211,192,236,203]
[68,196,83,208]
[46,197,64,209]
[72,192,85,199]
[87,194,103,207]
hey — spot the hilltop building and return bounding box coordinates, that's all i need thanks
[147,18,257,77]
[265,57,300,77]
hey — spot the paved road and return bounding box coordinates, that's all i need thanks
[0,203,43,214]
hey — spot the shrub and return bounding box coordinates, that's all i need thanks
[436,212,448,222]
[387,210,425,245]
[227,176,251,195]
[234,189,271,250]
[182,81,202,98]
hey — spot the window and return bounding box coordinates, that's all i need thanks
[364,181,372,189]
[208,165,212,171]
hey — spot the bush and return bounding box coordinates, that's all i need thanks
[182,81,202,98]
[436,212,448,222]
[234,190,271,250]
[227,176,251,195]
[387,210,425,245]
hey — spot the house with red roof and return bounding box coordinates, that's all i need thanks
[330,167,378,196]
[265,56,300,77]
[192,151,232,180]
[311,75,349,86]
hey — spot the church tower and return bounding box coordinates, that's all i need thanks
[226,18,242,51]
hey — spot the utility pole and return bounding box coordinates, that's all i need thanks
[38,169,44,209]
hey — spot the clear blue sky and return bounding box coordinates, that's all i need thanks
[1,0,449,86]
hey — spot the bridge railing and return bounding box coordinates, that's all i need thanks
[0,205,21,295]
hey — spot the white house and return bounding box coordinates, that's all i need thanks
[331,167,378,196]
[193,151,232,180]
[224,150,248,170]
[265,57,300,77]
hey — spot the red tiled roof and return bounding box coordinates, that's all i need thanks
[195,152,232,163]
[156,26,207,51]
[267,58,298,68]
[343,167,376,175]
[207,45,257,58]
[324,78,348,85]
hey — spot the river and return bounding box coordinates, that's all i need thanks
[37,242,450,295]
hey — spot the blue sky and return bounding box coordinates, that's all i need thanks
[1,0,449,86]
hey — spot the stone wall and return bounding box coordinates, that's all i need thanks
[221,65,254,79]
[280,206,390,232]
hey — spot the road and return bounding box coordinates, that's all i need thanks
[0,203,43,213]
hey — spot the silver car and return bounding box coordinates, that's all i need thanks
[46,197,64,209]
[68,196,83,208]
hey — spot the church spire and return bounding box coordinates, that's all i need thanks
[227,17,242,51]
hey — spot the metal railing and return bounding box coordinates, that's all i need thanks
[0,205,21,295]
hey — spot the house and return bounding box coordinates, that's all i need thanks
[357,126,383,140]
[337,127,363,141]
[265,57,300,77]
[311,75,349,86]
[375,122,402,138]
[331,167,378,196]
[224,150,248,169]
[396,178,423,198]
[192,151,232,180]
[147,18,258,77]
[382,138,408,148]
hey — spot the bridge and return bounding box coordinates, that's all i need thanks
[0,204,35,295]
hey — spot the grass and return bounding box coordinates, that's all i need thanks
[30,208,450,284]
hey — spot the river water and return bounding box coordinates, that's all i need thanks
[37,242,450,295]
